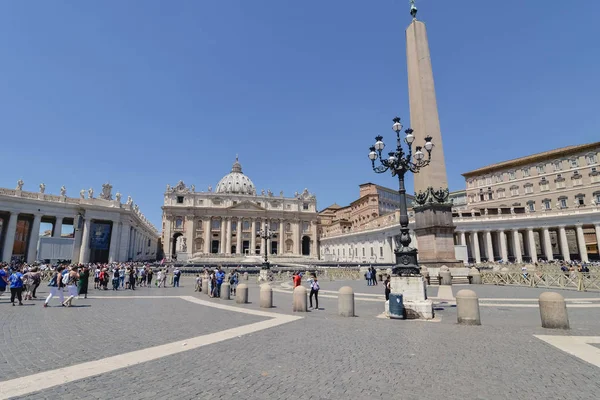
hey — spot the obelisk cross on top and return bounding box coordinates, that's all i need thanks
[410,0,418,19]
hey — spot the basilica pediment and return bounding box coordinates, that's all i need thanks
[227,201,266,211]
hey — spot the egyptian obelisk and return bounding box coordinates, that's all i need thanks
[406,2,459,266]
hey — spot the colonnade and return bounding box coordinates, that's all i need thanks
[456,224,600,264]
[0,211,157,264]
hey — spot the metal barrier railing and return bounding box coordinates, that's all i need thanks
[481,271,600,292]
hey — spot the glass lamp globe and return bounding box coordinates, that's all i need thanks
[368,151,378,160]
[424,138,433,151]
[405,132,414,144]
[392,121,402,133]
[388,155,397,164]
[374,140,385,151]
[414,150,424,161]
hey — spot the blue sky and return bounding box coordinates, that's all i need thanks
[1,0,599,229]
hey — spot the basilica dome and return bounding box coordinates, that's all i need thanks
[215,157,256,195]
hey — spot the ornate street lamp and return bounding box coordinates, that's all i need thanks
[257,223,275,269]
[368,116,433,276]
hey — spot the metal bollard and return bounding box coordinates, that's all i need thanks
[293,286,307,312]
[338,286,355,317]
[220,282,231,300]
[236,283,248,304]
[260,284,273,308]
[456,289,481,325]
[243,272,249,281]
[539,292,569,329]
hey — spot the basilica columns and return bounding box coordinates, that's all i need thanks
[236,219,242,255]
[203,219,211,253]
[471,231,481,263]
[459,231,466,246]
[527,228,538,263]
[251,219,257,254]
[186,217,195,256]
[558,226,570,262]
[499,230,508,262]
[575,224,588,263]
[485,231,494,262]
[220,219,227,253]
[225,218,232,254]
[278,221,284,255]
[542,227,554,261]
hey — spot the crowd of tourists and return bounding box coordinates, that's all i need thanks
[0,261,184,307]
[195,266,242,298]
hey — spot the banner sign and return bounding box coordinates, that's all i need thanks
[90,222,111,250]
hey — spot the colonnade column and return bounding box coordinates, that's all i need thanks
[558,226,571,262]
[278,220,284,255]
[203,217,212,254]
[26,214,42,263]
[118,223,130,261]
[542,227,554,261]
[595,225,600,258]
[236,219,242,255]
[108,221,121,263]
[471,231,481,264]
[251,219,257,255]
[527,228,538,263]
[53,217,63,238]
[575,224,588,263]
[460,232,466,246]
[499,230,508,262]
[512,229,522,263]
[484,231,494,262]
[1,212,18,263]
[79,218,92,264]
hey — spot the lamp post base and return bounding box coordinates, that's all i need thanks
[261,261,271,270]
[392,248,420,276]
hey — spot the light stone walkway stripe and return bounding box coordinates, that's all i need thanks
[0,296,301,400]
[272,288,384,303]
[478,298,600,302]
[437,286,455,300]
[534,335,600,369]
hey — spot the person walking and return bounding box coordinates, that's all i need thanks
[119,266,126,288]
[112,267,120,290]
[62,267,79,307]
[30,266,41,299]
[230,269,239,296]
[173,267,181,288]
[147,268,153,287]
[371,267,378,286]
[215,267,225,297]
[78,266,90,299]
[9,266,24,306]
[22,268,36,301]
[384,275,391,301]
[366,269,372,286]
[44,266,66,307]
[309,276,320,310]
[0,265,8,299]
[129,267,136,290]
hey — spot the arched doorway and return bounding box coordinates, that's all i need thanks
[172,232,183,259]
[302,236,310,256]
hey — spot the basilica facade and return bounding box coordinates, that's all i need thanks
[161,157,318,262]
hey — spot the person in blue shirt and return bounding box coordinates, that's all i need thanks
[0,265,8,298]
[9,266,24,306]
[215,266,225,298]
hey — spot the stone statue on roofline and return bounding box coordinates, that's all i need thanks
[16,179,24,191]
[100,183,113,200]
[115,192,122,202]
[39,183,45,193]
[127,196,133,205]
[80,189,85,199]
[60,186,67,196]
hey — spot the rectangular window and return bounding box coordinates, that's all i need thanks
[497,191,506,199]
[587,154,598,164]
[556,181,566,189]
[370,247,374,256]
[510,187,519,196]
[576,197,585,206]
[303,203,309,210]
[573,177,583,186]
[380,247,383,257]
[177,196,184,204]
[525,185,533,194]
[198,199,204,205]
[592,175,600,183]
[243,221,250,231]
[596,194,600,204]
[537,165,546,174]
[211,220,221,230]
[342,249,345,256]
[560,198,568,208]
[522,168,530,177]
[485,177,492,185]
[540,182,549,191]
[487,192,493,200]
[231,221,237,232]
[362,248,365,257]
[528,202,535,212]
[509,171,516,180]
[543,200,551,210]
[571,158,579,168]
[553,162,562,171]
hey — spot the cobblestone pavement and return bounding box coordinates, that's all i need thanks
[2,278,600,400]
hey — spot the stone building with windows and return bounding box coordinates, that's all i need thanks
[318,143,600,265]
[161,157,318,262]
[0,181,158,264]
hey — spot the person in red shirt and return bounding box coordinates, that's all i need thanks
[293,272,301,288]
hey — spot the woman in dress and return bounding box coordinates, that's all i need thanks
[63,266,80,307]
[77,266,89,299]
